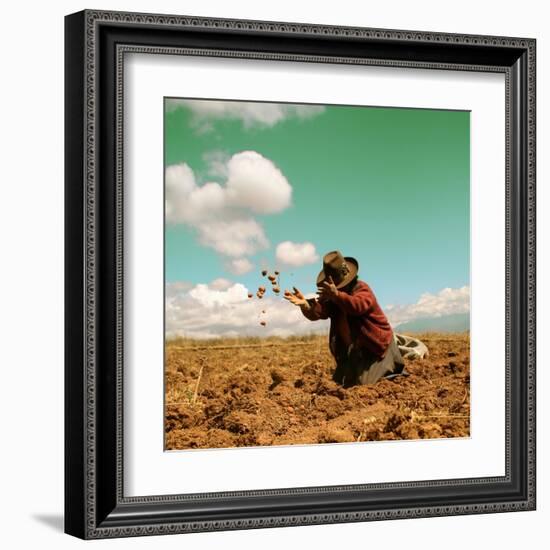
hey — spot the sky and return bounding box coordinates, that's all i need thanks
[164,99,470,338]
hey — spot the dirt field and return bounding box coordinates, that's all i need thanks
[165,333,470,450]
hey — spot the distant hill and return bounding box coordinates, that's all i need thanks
[394,313,470,333]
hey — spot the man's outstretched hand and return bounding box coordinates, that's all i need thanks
[284,287,308,307]
[317,275,339,302]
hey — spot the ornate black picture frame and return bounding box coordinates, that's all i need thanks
[65,9,536,539]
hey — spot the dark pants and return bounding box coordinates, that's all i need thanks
[332,338,406,387]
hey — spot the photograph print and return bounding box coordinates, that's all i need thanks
[164,98,471,451]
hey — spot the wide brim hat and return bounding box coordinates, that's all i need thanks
[316,250,359,290]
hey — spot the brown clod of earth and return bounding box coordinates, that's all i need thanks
[165,333,470,450]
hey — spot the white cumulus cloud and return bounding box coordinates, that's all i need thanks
[166,281,329,339]
[189,282,249,308]
[225,258,254,275]
[166,282,470,340]
[385,286,470,327]
[225,152,292,214]
[208,278,233,291]
[197,218,268,258]
[165,163,225,225]
[276,241,319,267]
[165,281,193,298]
[166,151,292,261]
[165,99,325,130]
[202,150,230,178]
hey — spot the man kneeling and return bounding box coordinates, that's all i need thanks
[285,250,406,387]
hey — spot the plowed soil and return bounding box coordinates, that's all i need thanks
[165,333,470,450]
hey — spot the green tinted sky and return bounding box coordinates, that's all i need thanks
[165,101,469,307]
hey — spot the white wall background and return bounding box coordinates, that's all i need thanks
[0,1,546,548]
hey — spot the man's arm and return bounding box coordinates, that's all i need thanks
[284,287,330,321]
[332,286,374,316]
[300,298,330,321]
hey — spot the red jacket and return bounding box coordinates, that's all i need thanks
[301,279,393,358]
